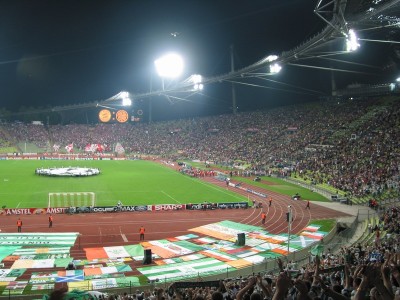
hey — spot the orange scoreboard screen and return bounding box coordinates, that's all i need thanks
[98,109,129,123]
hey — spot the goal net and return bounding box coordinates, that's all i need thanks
[48,192,96,208]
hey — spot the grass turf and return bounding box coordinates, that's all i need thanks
[308,219,336,232]
[0,160,247,208]
[183,161,329,202]
[233,176,328,202]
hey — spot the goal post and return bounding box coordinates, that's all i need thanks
[48,192,96,208]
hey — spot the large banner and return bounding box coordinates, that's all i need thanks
[229,182,267,198]
[0,207,67,216]
[151,204,186,211]
[186,202,248,210]
[1,202,248,215]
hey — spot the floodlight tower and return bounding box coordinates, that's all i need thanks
[153,52,183,121]
[345,29,360,52]
[154,53,184,90]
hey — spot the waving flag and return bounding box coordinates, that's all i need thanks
[97,144,105,152]
[114,143,125,154]
[84,144,105,153]
[84,144,91,152]
[65,143,74,153]
[53,144,60,152]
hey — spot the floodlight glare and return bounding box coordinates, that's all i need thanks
[120,91,129,98]
[270,63,282,74]
[194,83,204,91]
[122,97,132,106]
[396,77,400,82]
[346,29,360,52]
[154,53,184,78]
[190,74,203,90]
[265,55,278,62]
[192,74,202,84]
[119,91,132,106]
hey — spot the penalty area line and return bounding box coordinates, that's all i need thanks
[161,191,181,204]
[120,226,128,242]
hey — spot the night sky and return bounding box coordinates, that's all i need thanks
[0,0,398,121]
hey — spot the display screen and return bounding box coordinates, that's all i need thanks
[98,109,129,123]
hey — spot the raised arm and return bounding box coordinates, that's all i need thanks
[256,274,272,299]
[272,273,292,300]
[236,277,256,300]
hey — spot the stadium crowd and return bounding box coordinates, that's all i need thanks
[0,98,398,298]
[49,243,400,299]
[1,98,399,200]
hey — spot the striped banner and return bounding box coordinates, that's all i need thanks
[304,225,320,232]
[0,233,78,247]
[12,247,71,255]
[138,258,235,281]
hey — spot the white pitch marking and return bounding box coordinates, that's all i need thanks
[119,226,128,242]
[121,234,128,242]
[161,190,181,204]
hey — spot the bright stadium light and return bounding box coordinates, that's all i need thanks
[396,77,400,82]
[191,74,204,91]
[122,98,132,106]
[346,29,360,52]
[270,63,282,74]
[120,91,132,106]
[120,91,129,98]
[266,55,278,62]
[260,55,278,64]
[154,53,184,78]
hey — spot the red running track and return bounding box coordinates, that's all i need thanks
[0,177,349,249]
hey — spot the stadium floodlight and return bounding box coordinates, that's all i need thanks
[261,55,278,64]
[120,91,132,106]
[396,77,400,82]
[270,63,282,74]
[191,74,204,91]
[265,55,279,63]
[346,29,360,52]
[154,53,184,79]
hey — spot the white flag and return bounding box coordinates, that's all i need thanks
[114,143,125,154]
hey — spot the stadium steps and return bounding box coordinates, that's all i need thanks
[365,217,381,246]
[70,251,87,260]
[362,216,380,245]
[352,219,369,246]
[354,216,376,245]
[70,246,88,260]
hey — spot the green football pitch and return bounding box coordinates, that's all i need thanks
[0,160,248,208]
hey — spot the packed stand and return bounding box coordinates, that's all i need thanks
[2,97,400,199]
[5,122,50,149]
[46,252,400,300]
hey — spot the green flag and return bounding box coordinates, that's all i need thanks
[310,244,324,256]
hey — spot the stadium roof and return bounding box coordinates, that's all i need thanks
[1,0,399,121]
[49,0,400,109]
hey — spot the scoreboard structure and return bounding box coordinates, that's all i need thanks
[98,109,143,123]
[98,109,129,123]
